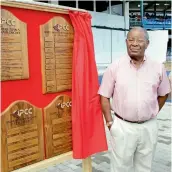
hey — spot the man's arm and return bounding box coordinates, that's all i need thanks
[98,63,117,129]
[100,96,113,129]
[158,94,169,112]
[157,64,171,111]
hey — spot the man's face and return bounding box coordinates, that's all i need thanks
[126,29,149,60]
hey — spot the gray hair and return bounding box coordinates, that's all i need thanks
[127,27,149,41]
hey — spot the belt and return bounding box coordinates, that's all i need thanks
[114,113,147,124]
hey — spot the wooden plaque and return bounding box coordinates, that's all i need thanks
[40,17,74,94]
[1,9,29,81]
[1,101,44,172]
[44,95,72,158]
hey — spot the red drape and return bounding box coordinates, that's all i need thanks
[69,11,108,159]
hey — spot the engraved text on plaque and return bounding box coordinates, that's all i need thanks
[1,9,29,81]
[40,17,74,94]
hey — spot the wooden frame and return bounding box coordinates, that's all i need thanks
[1,0,87,14]
[1,1,92,172]
[10,153,92,172]
[11,152,73,172]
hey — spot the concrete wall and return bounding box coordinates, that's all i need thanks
[90,10,129,68]
[89,2,130,69]
[89,11,126,29]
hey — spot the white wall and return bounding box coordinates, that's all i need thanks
[92,28,112,64]
[104,4,123,16]
[111,4,123,16]
[89,3,130,67]
[146,30,169,63]
[112,30,127,62]
[92,29,128,65]
[90,11,126,29]
[90,11,128,66]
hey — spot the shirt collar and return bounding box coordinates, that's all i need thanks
[127,55,147,64]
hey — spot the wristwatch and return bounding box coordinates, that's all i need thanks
[106,121,113,127]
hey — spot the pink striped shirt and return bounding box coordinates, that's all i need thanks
[98,55,171,122]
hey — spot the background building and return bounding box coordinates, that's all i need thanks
[34,0,171,83]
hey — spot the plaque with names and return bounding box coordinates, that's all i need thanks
[1,9,29,81]
[40,16,74,94]
[44,95,72,158]
[1,101,44,172]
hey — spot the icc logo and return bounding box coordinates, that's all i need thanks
[57,101,72,109]
[53,24,69,31]
[12,108,33,117]
[1,18,15,26]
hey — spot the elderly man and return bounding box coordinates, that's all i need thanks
[98,27,171,172]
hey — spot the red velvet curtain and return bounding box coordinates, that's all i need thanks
[69,11,108,159]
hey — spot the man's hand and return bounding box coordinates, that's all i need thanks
[106,121,113,131]
[108,124,113,131]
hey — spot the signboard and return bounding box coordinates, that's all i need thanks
[44,95,72,158]
[1,101,44,172]
[40,17,74,94]
[1,9,29,81]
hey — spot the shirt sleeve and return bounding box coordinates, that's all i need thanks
[158,64,171,96]
[98,63,116,98]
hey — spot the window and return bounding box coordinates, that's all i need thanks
[96,1,109,14]
[78,0,94,11]
[111,1,123,16]
[58,0,76,8]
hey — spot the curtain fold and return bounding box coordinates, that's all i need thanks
[69,11,108,159]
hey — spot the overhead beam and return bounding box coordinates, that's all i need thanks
[129,10,166,12]
[144,2,155,11]
[163,5,171,12]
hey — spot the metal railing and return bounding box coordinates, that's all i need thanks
[130,18,171,30]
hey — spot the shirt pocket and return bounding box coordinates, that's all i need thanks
[139,76,159,94]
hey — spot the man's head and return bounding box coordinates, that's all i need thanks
[126,27,149,61]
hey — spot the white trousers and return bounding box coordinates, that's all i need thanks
[110,116,158,172]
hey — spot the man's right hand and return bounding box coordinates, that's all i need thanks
[106,121,113,130]
[108,125,112,130]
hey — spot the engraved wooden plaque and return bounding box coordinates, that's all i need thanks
[1,101,44,172]
[0,9,29,81]
[44,95,72,158]
[40,17,74,94]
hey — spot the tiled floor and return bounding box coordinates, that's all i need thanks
[39,103,171,172]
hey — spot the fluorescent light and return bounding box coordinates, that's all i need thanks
[156,3,159,5]
[137,3,147,6]
[164,4,169,5]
